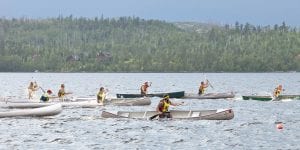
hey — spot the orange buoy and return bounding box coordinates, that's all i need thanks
[277,123,283,129]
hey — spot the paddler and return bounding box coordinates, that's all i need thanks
[28,81,39,99]
[140,81,151,96]
[198,79,209,95]
[97,87,106,104]
[155,94,183,119]
[273,85,283,97]
[58,84,72,101]
[40,89,53,102]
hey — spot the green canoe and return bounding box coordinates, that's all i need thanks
[242,95,273,101]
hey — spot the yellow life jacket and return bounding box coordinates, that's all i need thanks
[162,101,171,112]
[274,88,281,97]
[58,89,65,97]
[97,91,106,103]
[199,85,205,94]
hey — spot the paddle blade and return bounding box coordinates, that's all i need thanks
[149,114,159,120]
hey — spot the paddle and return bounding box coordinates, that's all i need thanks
[149,114,160,120]
[149,102,184,120]
[39,86,46,93]
[204,74,214,89]
[207,80,214,89]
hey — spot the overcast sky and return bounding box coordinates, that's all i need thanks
[1,0,300,26]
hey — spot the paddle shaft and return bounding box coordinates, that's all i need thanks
[39,87,46,93]
[204,74,214,89]
[208,80,214,89]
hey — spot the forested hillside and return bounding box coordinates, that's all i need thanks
[0,16,299,72]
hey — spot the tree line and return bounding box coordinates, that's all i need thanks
[0,16,299,72]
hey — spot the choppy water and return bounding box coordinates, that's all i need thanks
[0,73,300,149]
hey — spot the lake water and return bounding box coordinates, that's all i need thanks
[0,73,299,149]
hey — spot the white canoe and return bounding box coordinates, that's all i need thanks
[101,109,234,120]
[184,92,235,99]
[56,96,149,102]
[3,97,151,109]
[0,104,62,118]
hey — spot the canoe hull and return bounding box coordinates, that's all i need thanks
[242,95,273,101]
[276,95,300,100]
[3,97,151,109]
[101,109,234,120]
[184,92,235,99]
[116,91,185,98]
[108,97,151,106]
[0,104,62,118]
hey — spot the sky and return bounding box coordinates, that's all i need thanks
[1,0,300,26]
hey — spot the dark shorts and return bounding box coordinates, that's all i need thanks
[159,112,172,118]
[40,96,49,102]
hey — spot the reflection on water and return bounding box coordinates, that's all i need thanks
[0,73,300,149]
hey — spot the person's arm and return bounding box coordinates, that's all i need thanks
[97,92,101,101]
[101,92,106,102]
[65,92,73,95]
[33,82,39,91]
[170,101,184,106]
[156,102,163,113]
[205,80,209,88]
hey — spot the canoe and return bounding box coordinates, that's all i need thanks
[273,95,300,101]
[242,95,273,101]
[101,109,234,120]
[0,104,62,118]
[3,97,151,109]
[184,92,235,99]
[116,91,185,98]
[276,95,300,100]
[243,94,300,101]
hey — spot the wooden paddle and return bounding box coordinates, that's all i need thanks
[149,114,160,120]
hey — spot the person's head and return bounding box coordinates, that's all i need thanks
[278,85,283,90]
[30,82,34,86]
[163,94,170,100]
[47,90,52,94]
[144,82,148,86]
[100,87,104,91]
[201,81,204,85]
[33,81,38,87]
[61,84,65,88]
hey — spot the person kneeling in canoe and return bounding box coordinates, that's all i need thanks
[155,94,183,119]
[97,87,106,104]
[28,81,39,99]
[198,80,209,95]
[58,84,72,101]
[273,85,283,97]
[140,81,151,97]
[40,90,53,102]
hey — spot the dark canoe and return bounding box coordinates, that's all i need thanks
[116,91,185,98]
[242,95,273,101]
[184,92,235,99]
[101,109,234,120]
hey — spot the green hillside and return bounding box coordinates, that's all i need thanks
[0,16,299,72]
